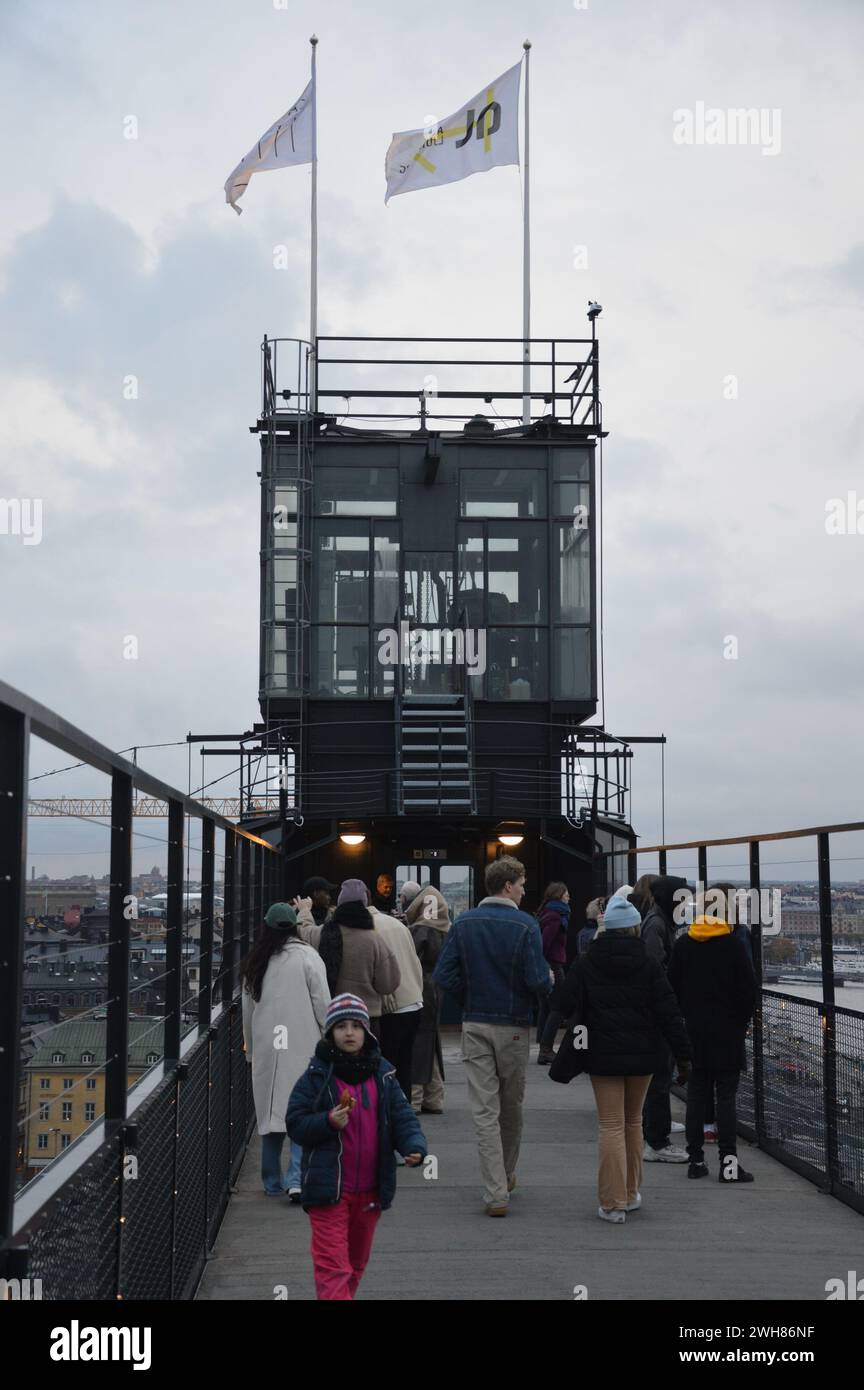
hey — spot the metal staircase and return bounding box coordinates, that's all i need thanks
[397,693,475,814]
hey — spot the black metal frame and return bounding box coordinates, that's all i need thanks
[262,334,602,429]
[616,818,864,1217]
[0,680,280,1295]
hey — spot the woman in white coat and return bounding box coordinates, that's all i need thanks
[242,902,331,1199]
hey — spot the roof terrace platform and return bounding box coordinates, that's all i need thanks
[197,1028,863,1303]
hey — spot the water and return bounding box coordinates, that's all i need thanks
[766,980,864,1010]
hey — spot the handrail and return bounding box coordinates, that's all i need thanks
[602,818,864,857]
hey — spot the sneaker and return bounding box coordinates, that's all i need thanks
[623,1192,641,1212]
[597,1206,625,1224]
[287,1187,302,1203]
[537,1050,555,1065]
[670,1121,685,1132]
[688,1163,709,1179]
[704,1124,718,1143]
[643,1143,689,1163]
[420,1106,443,1114]
[485,1202,508,1217]
[719,1159,755,1184]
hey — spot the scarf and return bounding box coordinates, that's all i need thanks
[315,1037,380,1085]
[317,900,374,994]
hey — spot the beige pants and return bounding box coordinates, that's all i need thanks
[461,1022,529,1207]
[589,1074,652,1210]
[412,1054,445,1113]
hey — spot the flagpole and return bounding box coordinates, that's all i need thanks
[522,39,531,427]
[310,34,319,413]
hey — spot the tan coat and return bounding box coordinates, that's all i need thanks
[297,904,400,1018]
[370,908,424,1011]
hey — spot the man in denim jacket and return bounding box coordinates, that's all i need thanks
[434,856,552,1215]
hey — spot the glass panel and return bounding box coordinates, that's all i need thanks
[403,644,458,696]
[272,485,298,542]
[395,865,431,897]
[404,553,454,625]
[461,469,545,518]
[553,448,591,480]
[553,479,590,520]
[456,526,485,627]
[313,466,398,516]
[439,865,473,918]
[553,628,592,699]
[487,629,547,700]
[314,522,370,622]
[373,526,400,623]
[555,520,591,622]
[312,626,369,696]
[487,524,545,624]
[272,556,298,621]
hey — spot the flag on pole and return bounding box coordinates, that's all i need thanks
[385,61,521,204]
[224,81,314,214]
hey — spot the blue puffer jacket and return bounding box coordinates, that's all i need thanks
[286,1041,427,1210]
[433,898,552,1026]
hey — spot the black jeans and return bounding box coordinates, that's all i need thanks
[642,1050,674,1150]
[686,1068,740,1163]
[378,1011,422,1101]
[537,965,566,1048]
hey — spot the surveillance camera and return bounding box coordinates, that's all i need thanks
[587,301,603,320]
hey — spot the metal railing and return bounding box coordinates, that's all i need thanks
[261,335,601,430]
[0,680,282,1297]
[612,819,864,1217]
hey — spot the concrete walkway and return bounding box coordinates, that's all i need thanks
[197,1029,863,1301]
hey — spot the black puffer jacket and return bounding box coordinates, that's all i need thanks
[640,875,688,969]
[667,930,756,1072]
[554,933,691,1078]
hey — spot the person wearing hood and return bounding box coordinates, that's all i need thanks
[639,874,691,1162]
[241,903,331,1199]
[630,873,659,923]
[312,880,401,1039]
[286,993,427,1299]
[668,885,757,1182]
[395,878,422,923]
[405,885,451,1114]
[550,895,691,1222]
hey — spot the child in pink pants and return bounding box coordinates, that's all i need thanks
[287,992,427,1300]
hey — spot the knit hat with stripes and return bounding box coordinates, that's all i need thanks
[324,993,372,1038]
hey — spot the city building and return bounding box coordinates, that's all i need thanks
[21,1018,165,1178]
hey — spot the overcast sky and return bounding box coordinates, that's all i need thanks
[2,0,862,879]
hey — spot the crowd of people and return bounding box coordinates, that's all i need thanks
[240,860,757,1298]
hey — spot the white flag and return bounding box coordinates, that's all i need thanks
[224,82,313,214]
[385,62,521,204]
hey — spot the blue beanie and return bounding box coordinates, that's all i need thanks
[602,896,642,931]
